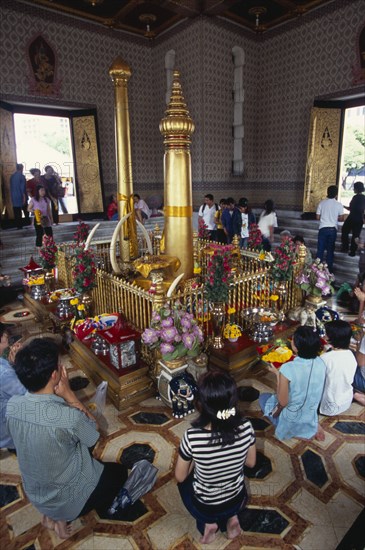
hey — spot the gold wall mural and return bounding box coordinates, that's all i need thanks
[72,114,103,214]
[303,107,341,212]
[0,107,17,219]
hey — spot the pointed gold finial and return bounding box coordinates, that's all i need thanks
[159,70,195,147]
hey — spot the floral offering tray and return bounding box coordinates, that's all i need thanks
[257,339,295,368]
[50,288,79,301]
[242,307,279,327]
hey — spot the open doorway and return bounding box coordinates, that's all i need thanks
[13,113,78,215]
[338,105,365,207]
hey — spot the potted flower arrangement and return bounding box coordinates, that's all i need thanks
[141,302,204,363]
[39,235,58,291]
[204,245,234,348]
[247,223,263,250]
[296,258,335,301]
[223,307,242,342]
[71,245,97,315]
[271,236,296,283]
[71,246,97,293]
[39,235,58,269]
[73,220,90,245]
[204,245,234,303]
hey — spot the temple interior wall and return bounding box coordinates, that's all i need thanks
[0,0,363,212]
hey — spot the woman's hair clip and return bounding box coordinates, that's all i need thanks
[216,407,236,420]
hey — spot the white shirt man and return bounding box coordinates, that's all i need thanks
[316,185,344,272]
[198,194,218,234]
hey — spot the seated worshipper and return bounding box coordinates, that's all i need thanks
[107,194,118,221]
[259,326,326,441]
[354,329,365,406]
[7,339,128,539]
[238,197,256,249]
[221,197,242,244]
[27,185,53,248]
[319,320,357,416]
[134,193,151,224]
[258,199,278,251]
[0,324,25,451]
[198,194,219,240]
[175,369,256,545]
[293,235,313,266]
[214,198,227,244]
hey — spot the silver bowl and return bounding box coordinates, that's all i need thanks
[242,307,279,343]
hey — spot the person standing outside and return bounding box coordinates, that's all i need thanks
[341,181,365,257]
[41,165,59,225]
[10,163,28,229]
[316,185,344,273]
[221,197,241,244]
[26,168,42,199]
[198,194,218,240]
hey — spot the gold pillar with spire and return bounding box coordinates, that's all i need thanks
[109,57,138,261]
[159,71,195,279]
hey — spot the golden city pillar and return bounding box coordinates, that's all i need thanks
[109,57,138,261]
[159,71,195,279]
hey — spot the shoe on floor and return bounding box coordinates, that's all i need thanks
[349,252,356,257]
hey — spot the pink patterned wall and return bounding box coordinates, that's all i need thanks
[0,0,363,210]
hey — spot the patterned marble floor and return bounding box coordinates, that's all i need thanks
[0,302,364,550]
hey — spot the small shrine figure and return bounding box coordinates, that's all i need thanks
[169,372,198,418]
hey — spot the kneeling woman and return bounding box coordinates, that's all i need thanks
[175,369,256,545]
[259,326,326,441]
[28,185,53,248]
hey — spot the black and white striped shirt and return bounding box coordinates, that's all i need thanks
[179,420,255,506]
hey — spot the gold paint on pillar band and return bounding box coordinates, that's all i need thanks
[159,71,195,279]
[109,57,138,260]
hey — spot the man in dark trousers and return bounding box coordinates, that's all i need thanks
[10,164,29,228]
[341,181,365,257]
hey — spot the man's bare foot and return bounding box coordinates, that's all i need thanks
[200,523,218,544]
[41,515,55,530]
[314,425,325,441]
[353,391,365,406]
[54,520,73,539]
[227,515,242,539]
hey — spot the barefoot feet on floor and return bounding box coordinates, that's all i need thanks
[227,515,242,539]
[353,391,365,406]
[314,425,325,441]
[41,515,55,531]
[200,523,218,544]
[54,520,73,539]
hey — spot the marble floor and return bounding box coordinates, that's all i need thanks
[0,302,364,550]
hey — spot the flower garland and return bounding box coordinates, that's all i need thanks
[71,245,97,294]
[73,220,90,245]
[205,245,234,303]
[141,302,204,361]
[39,235,58,269]
[271,236,296,282]
[296,258,335,297]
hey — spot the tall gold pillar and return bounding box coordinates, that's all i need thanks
[109,57,138,260]
[159,71,195,279]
